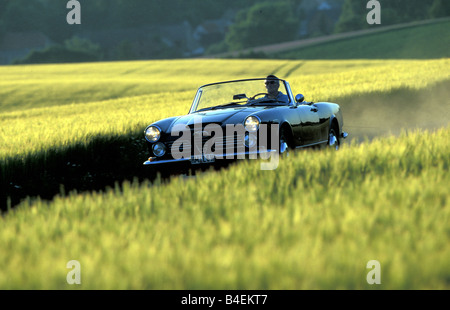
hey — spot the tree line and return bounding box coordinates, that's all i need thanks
[0,0,448,63]
[0,0,256,42]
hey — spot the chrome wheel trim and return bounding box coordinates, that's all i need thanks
[329,129,340,150]
[279,129,290,156]
[280,139,289,154]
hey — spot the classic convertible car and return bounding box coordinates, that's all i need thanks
[143,77,347,168]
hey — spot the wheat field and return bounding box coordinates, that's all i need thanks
[0,58,449,289]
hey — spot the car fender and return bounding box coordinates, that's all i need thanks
[249,109,294,145]
[329,109,344,135]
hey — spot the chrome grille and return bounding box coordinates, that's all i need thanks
[164,133,245,157]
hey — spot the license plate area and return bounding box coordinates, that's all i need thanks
[190,154,216,164]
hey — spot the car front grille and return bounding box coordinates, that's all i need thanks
[164,131,246,158]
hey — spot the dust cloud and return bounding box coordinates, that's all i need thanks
[335,79,449,142]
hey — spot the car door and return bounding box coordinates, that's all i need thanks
[294,104,322,146]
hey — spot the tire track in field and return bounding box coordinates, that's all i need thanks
[270,61,290,77]
[283,61,305,78]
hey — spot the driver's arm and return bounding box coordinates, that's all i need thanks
[278,93,289,103]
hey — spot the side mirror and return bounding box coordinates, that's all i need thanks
[295,94,304,103]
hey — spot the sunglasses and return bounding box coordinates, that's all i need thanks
[265,81,278,85]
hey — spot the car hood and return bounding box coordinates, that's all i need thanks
[164,106,270,131]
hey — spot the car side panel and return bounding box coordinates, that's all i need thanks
[294,105,322,145]
[313,102,340,142]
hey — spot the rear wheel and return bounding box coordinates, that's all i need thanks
[279,126,291,155]
[328,126,340,150]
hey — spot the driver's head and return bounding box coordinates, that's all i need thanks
[265,75,280,94]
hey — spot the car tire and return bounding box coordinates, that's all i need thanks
[328,125,340,150]
[279,126,291,155]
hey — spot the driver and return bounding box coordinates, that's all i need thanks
[263,75,289,103]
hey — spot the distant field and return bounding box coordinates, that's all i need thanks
[0,59,294,112]
[275,19,450,59]
[0,56,449,289]
[2,57,449,113]
[1,58,448,159]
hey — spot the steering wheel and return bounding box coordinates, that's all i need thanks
[249,93,269,100]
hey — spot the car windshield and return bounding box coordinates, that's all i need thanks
[190,79,291,113]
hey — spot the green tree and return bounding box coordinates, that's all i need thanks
[41,0,75,43]
[0,0,6,41]
[0,20,5,42]
[64,36,101,57]
[115,40,139,60]
[2,0,47,32]
[13,44,100,64]
[225,1,300,51]
[334,0,369,33]
[429,0,450,18]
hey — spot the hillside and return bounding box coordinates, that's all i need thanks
[212,18,450,59]
[275,18,450,59]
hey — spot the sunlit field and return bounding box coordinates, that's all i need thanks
[0,56,449,289]
[1,128,449,289]
[1,58,449,158]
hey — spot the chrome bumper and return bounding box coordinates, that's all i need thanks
[143,149,277,166]
[143,157,190,165]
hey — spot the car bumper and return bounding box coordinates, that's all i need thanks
[143,149,278,165]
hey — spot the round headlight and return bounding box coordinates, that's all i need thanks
[244,116,260,132]
[145,126,161,142]
[152,142,166,157]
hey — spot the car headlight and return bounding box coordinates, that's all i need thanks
[244,116,260,132]
[152,142,166,157]
[145,126,161,142]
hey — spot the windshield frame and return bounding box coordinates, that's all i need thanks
[188,78,295,114]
